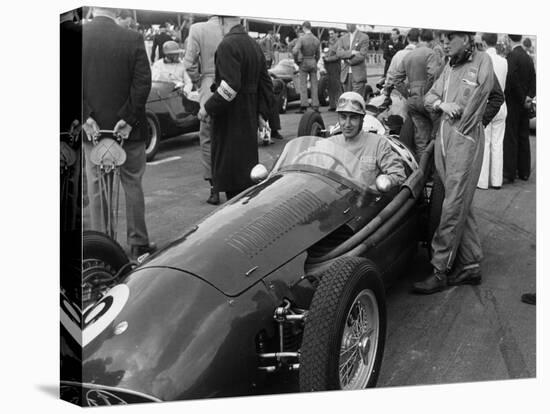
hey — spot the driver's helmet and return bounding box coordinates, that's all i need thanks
[336,91,366,116]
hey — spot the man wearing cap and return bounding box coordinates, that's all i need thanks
[413,30,502,293]
[199,16,272,200]
[151,40,193,91]
[82,7,155,259]
[151,23,174,63]
[328,91,406,191]
[183,15,224,204]
[292,21,321,113]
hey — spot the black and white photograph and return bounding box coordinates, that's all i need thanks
[2,0,547,413]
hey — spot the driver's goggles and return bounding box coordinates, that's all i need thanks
[336,97,365,113]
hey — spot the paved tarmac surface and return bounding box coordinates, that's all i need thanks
[87,93,536,392]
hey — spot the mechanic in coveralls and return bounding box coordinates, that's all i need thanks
[328,91,407,191]
[413,31,500,294]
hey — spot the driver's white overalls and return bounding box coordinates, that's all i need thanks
[424,50,495,273]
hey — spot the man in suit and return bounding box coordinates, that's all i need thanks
[336,23,369,97]
[503,34,536,183]
[292,21,320,113]
[183,15,224,204]
[82,7,155,259]
[382,28,404,77]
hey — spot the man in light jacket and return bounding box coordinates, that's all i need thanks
[336,23,369,96]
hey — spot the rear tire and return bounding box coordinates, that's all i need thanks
[297,110,325,137]
[145,111,161,162]
[300,257,386,391]
[82,231,129,308]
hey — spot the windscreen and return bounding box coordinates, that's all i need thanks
[270,136,367,190]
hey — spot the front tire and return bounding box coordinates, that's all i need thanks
[145,111,161,162]
[300,257,386,391]
[297,110,325,137]
[82,231,130,308]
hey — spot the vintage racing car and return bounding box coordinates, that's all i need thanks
[269,58,329,113]
[61,131,436,405]
[145,80,200,161]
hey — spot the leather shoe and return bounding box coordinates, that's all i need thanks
[447,266,482,286]
[131,242,157,259]
[503,177,514,184]
[297,107,307,114]
[271,131,284,140]
[412,271,447,294]
[521,293,536,305]
[518,175,529,181]
[207,188,220,205]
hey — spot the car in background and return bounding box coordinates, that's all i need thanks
[269,58,329,113]
[145,81,200,161]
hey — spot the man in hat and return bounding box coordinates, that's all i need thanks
[151,40,192,91]
[151,22,174,63]
[413,30,501,293]
[328,91,406,190]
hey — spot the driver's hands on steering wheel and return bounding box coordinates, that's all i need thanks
[114,119,133,140]
[83,117,100,141]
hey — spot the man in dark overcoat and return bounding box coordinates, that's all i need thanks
[201,17,272,200]
[502,34,536,183]
[82,7,155,259]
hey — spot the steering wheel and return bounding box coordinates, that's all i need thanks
[293,150,353,176]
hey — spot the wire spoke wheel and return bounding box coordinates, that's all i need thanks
[338,289,379,389]
[299,257,386,392]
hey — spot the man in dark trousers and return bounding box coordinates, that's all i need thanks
[382,28,404,77]
[150,23,173,63]
[503,34,536,183]
[323,29,343,111]
[82,7,155,259]
[292,21,320,113]
[200,16,272,200]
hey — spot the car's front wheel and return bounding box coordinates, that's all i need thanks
[83,231,130,309]
[299,257,386,391]
[145,111,161,162]
[318,74,329,107]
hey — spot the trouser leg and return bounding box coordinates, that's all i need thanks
[491,114,506,187]
[503,105,519,180]
[342,74,352,93]
[431,124,484,272]
[310,69,319,108]
[119,140,149,247]
[477,122,492,189]
[299,69,309,107]
[517,112,531,179]
[83,141,108,233]
[410,110,433,160]
[352,79,366,98]
[327,63,342,109]
[199,75,215,181]
[455,205,483,267]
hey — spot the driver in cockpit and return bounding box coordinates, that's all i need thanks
[328,91,407,191]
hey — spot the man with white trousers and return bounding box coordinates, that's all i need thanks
[477,32,508,190]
